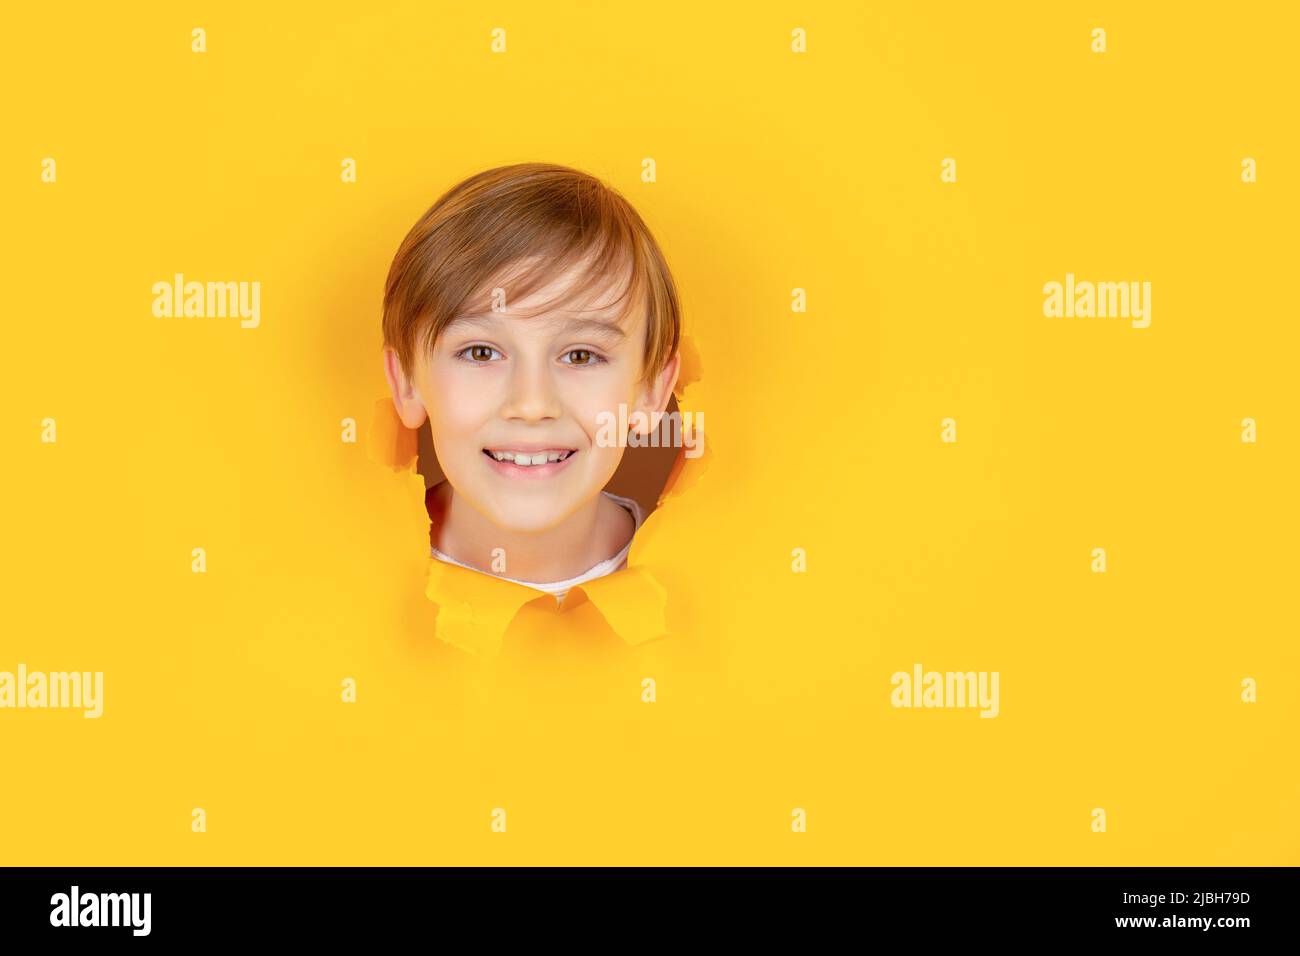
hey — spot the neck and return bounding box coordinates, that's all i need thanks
[429,482,615,583]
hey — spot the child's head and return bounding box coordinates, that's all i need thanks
[382,163,681,534]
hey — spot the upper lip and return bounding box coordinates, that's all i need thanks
[483,443,578,453]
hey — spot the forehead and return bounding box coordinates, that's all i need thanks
[445,253,644,340]
[442,310,632,345]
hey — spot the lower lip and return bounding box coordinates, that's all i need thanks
[483,450,577,480]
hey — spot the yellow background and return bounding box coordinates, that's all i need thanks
[2,1,1296,865]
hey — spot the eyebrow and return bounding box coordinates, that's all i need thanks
[444,313,628,341]
[555,316,628,341]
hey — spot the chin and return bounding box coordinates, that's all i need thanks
[480,495,580,536]
[488,510,571,537]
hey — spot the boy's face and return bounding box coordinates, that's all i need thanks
[384,258,679,534]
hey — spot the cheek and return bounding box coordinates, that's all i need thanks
[424,365,495,450]
[566,366,640,432]
[565,372,641,477]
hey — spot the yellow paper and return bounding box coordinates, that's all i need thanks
[2,1,1296,867]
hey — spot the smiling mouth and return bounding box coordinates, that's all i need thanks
[482,448,577,467]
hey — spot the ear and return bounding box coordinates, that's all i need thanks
[629,350,681,436]
[382,347,429,430]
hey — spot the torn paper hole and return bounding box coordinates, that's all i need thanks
[366,331,711,655]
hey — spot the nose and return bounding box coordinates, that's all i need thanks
[500,356,561,423]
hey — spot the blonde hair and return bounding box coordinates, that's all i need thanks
[383,162,681,384]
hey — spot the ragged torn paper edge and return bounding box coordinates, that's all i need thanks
[364,331,711,654]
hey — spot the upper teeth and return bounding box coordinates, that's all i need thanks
[489,450,571,465]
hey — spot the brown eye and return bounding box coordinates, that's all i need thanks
[461,345,499,363]
[564,349,597,366]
